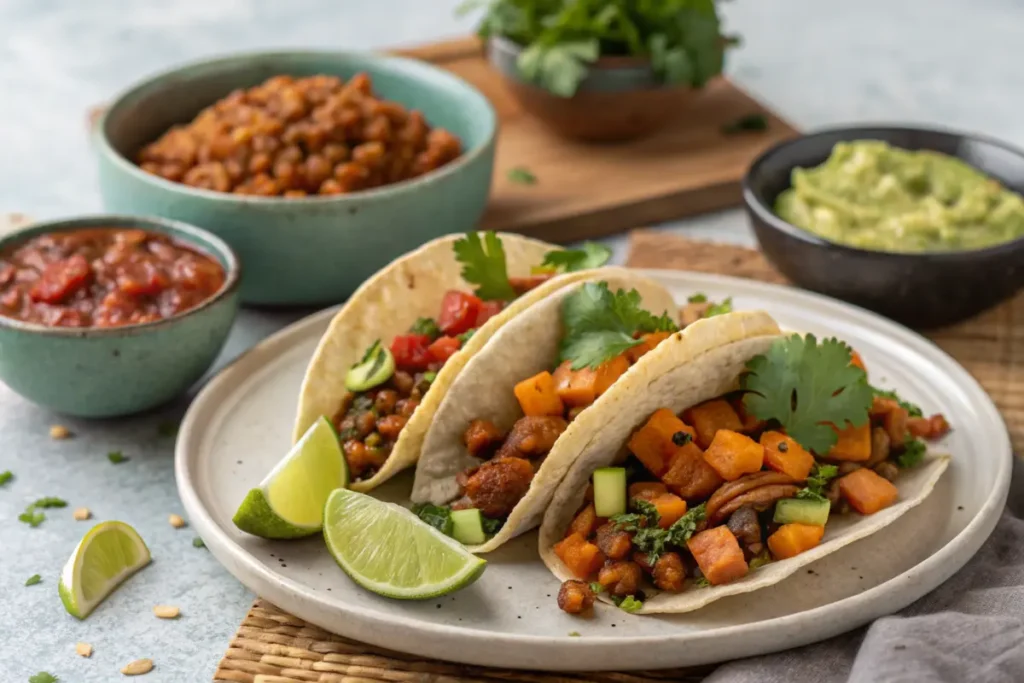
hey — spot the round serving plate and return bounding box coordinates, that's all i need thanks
[175,270,1011,671]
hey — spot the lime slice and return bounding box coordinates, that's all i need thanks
[58,521,151,619]
[323,488,486,599]
[233,416,348,539]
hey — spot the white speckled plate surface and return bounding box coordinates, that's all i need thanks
[175,270,1010,671]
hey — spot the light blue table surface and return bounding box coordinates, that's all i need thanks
[1,1,1021,681]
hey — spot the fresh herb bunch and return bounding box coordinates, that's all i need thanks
[461,0,731,97]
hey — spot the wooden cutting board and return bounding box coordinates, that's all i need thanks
[393,37,799,243]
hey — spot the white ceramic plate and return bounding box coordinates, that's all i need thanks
[175,270,1011,671]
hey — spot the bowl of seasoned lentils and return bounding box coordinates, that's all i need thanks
[93,50,496,305]
[0,215,239,417]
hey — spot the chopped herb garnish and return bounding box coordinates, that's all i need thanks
[409,317,442,340]
[872,386,924,418]
[107,451,129,464]
[32,497,67,509]
[898,436,927,468]
[704,297,733,317]
[611,499,660,532]
[687,293,708,303]
[559,282,678,369]
[18,506,45,528]
[568,631,581,637]
[748,551,772,570]
[422,371,438,385]
[412,503,454,537]
[589,581,604,594]
[0,470,12,487]
[671,431,692,446]
[25,574,42,586]
[456,328,476,345]
[192,537,206,549]
[741,334,873,453]
[481,515,505,537]
[694,576,712,588]
[722,113,769,134]
[541,242,612,273]
[613,501,705,563]
[615,595,643,613]
[795,464,839,503]
[29,673,58,683]
[157,420,180,438]
[665,503,706,547]
[507,166,538,185]
[454,232,516,301]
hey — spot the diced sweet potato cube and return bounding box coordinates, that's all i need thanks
[662,444,724,501]
[828,423,871,461]
[629,481,668,501]
[628,408,693,477]
[687,526,748,586]
[567,503,599,538]
[760,431,814,481]
[684,399,744,449]
[651,493,687,529]
[514,371,564,417]
[552,361,597,408]
[768,523,825,560]
[838,468,899,515]
[593,354,630,398]
[731,395,765,433]
[702,430,764,481]
[625,331,673,363]
[553,532,606,579]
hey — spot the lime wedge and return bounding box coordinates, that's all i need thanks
[58,521,151,619]
[323,488,486,599]
[233,416,348,539]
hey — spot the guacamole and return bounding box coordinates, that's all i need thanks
[774,140,1024,252]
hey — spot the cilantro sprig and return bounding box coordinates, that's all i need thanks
[704,297,733,318]
[741,334,873,454]
[611,500,706,563]
[559,282,678,369]
[795,464,839,503]
[541,242,612,273]
[454,232,516,301]
[898,436,927,469]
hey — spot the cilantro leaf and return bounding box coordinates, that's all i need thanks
[665,503,706,547]
[704,297,733,318]
[456,328,475,345]
[872,386,923,417]
[541,243,612,273]
[507,166,537,185]
[19,506,45,527]
[32,497,67,509]
[722,113,769,134]
[0,470,12,487]
[560,330,642,372]
[687,293,708,303]
[409,318,441,341]
[898,437,927,468]
[412,503,454,537]
[107,451,129,464]
[615,595,643,613]
[192,537,206,548]
[29,673,58,683]
[588,581,604,594]
[741,334,873,454]
[795,464,839,502]
[481,515,504,537]
[453,232,516,301]
[25,574,42,586]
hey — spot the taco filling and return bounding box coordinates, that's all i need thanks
[333,235,613,482]
[414,283,732,544]
[552,334,951,614]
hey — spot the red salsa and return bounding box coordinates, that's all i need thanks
[0,228,226,328]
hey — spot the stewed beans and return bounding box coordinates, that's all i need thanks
[137,73,462,197]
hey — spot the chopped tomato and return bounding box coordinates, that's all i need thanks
[29,254,91,304]
[427,335,461,363]
[474,299,504,327]
[438,290,482,336]
[390,334,433,371]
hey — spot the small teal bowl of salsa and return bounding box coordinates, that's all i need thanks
[0,215,240,417]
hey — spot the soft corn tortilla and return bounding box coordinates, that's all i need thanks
[294,232,597,493]
[411,270,682,553]
[538,318,951,614]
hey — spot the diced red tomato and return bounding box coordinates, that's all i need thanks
[427,335,461,363]
[474,300,504,327]
[29,254,91,304]
[437,290,483,336]
[390,334,433,371]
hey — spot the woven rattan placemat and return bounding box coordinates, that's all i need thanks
[212,230,1022,682]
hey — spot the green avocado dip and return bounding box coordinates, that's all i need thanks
[774,140,1024,252]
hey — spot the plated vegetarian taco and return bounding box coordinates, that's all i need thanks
[294,232,613,492]
[539,325,951,615]
[409,274,746,553]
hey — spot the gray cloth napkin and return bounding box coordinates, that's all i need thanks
[707,462,1024,683]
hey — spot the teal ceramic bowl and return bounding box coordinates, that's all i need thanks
[0,215,240,417]
[94,51,497,306]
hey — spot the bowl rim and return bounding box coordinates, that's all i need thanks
[94,49,498,205]
[0,214,241,337]
[742,123,1024,260]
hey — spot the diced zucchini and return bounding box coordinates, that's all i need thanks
[592,467,627,517]
[451,509,487,545]
[346,340,395,392]
[774,498,830,527]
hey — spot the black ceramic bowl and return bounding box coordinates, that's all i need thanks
[743,125,1024,329]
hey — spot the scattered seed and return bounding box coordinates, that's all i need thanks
[168,514,186,529]
[49,425,71,440]
[153,605,180,619]
[76,642,93,658]
[73,507,92,521]
[121,658,154,676]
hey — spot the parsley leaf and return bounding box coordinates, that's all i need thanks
[32,497,67,509]
[687,293,708,303]
[872,386,924,418]
[559,282,678,369]
[722,113,769,134]
[704,297,733,318]
[665,503,706,547]
[898,437,927,468]
[616,595,643,613]
[541,243,612,273]
[25,574,42,586]
[795,464,839,503]
[18,506,45,528]
[107,451,129,464]
[507,166,537,185]
[29,673,58,683]
[741,334,873,453]
[453,232,516,301]
[409,317,441,341]
[0,470,12,487]
[412,503,454,537]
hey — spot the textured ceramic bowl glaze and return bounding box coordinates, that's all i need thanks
[744,125,1024,329]
[0,216,240,417]
[487,36,699,142]
[94,51,496,306]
